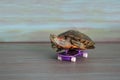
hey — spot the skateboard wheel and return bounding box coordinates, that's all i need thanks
[83,52,88,58]
[57,56,62,61]
[71,57,76,62]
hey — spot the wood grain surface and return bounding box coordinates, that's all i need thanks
[0,43,120,80]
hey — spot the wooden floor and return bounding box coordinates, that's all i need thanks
[0,43,120,80]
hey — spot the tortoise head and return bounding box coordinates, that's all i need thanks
[50,34,58,44]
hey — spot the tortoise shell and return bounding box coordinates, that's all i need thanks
[50,30,95,52]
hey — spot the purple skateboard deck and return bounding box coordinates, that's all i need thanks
[57,50,88,62]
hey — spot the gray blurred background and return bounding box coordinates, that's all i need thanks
[0,0,120,42]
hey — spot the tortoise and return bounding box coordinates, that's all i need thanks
[50,30,95,52]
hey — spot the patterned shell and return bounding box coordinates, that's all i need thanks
[50,30,95,52]
[58,30,95,49]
